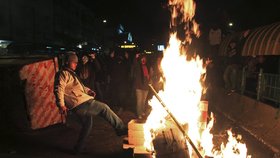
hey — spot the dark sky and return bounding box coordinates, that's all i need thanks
[80,0,170,44]
[80,0,280,43]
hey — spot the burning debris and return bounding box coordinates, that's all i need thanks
[152,121,190,158]
[124,0,251,157]
[148,84,202,158]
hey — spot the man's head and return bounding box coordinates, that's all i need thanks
[88,52,96,60]
[110,50,115,58]
[66,52,78,70]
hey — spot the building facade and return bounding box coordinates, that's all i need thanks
[0,0,103,49]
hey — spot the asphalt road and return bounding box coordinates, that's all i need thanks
[0,109,136,158]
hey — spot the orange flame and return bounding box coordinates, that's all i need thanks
[143,0,250,157]
[169,0,198,44]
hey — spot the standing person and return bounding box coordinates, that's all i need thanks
[123,51,134,109]
[77,55,93,90]
[77,52,101,92]
[110,54,127,113]
[54,52,127,154]
[150,54,164,92]
[106,49,116,106]
[132,54,151,119]
[223,42,240,95]
[208,23,222,60]
[94,53,107,102]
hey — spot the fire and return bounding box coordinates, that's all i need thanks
[213,130,250,158]
[144,33,204,151]
[142,0,251,157]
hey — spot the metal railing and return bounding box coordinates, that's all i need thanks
[240,67,280,107]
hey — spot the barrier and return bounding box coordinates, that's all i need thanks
[198,101,208,135]
[213,88,280,153]
[128,119,145,146]
[19,58,62,129]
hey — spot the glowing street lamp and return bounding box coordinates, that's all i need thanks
[77,44,82,49]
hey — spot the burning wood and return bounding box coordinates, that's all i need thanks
[148,84,203,158]
[152,120,190,158]
[125,119,190,158]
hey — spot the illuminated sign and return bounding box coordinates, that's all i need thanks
[157,45,165,51]
[120,44,136,49]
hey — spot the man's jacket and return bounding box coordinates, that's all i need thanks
[54,67,93,110]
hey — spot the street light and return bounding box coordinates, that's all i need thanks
[103,19,107,23]
[228,22,234,27]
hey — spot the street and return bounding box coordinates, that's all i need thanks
[0,91,277,158]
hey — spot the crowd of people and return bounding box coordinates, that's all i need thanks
[64,49,164,116]
[54,49,164,154]
[205,24,278,96]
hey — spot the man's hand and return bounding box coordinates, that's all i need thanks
[88,90,96,98]
[59,106,68,116]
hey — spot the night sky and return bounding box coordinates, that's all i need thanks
[80,0,280,43]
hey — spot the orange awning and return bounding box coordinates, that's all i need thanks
[241,22,280,56]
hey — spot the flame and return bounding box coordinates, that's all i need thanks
[200,113,215,156]
[143,0,250,157]
[169,0,196,23]
[144,33,205,151]
[215,130,249,158]
[169,0,199,44]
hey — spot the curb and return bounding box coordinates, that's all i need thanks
[212,87,280,156]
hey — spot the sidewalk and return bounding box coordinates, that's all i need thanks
[209,87,280,155]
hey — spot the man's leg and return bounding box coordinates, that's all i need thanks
[140,90,148,115]
[86,99,126,131]
[223,65,231,90]
[230,66,237,91]
[135,89,142,117]
[73,115,93,153]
